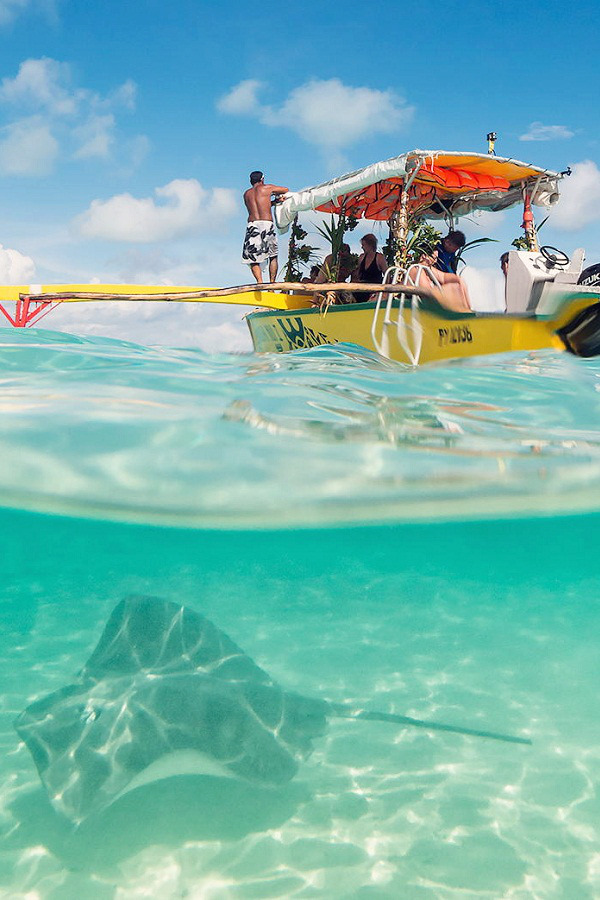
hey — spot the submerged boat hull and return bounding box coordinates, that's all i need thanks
[247,291,600,365]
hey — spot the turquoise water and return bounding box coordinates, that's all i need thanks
[0,328,599,898]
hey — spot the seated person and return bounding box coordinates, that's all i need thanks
[315,243,354,283]
[352,233,388,301]
[407,246,471,312]
[434,230,466,274]
[302,264,322,283]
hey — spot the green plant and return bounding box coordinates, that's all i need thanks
[511,215,548,252]
[511,235,529,251]
[283,216,319,282]
[408,221,443,264]
[385,218,442,268]
[314,212,358,281]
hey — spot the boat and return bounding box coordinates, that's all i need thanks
[247,148,600,364]
[4,147,600,365]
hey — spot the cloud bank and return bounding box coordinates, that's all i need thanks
[551,160,600,231]
[0,57,145,175]
[75,178,238,242]
[218,77,413,160]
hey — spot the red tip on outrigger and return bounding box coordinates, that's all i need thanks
[0,295,57,328]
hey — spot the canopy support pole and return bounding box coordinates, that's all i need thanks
[390,188,410,269]
[522,191,539,252]
[389,162,423,268]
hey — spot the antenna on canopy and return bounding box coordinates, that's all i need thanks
[487,132,497,156]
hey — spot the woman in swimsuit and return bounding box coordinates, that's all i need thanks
[353,233,388,302]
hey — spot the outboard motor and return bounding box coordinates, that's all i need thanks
[559,264,600,355]
[557,303,600,357]
[578,263,600,287]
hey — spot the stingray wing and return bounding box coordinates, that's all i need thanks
[82,596,273,685]
[15,672,301,824]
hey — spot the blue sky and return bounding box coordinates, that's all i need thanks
[0,0,598,347]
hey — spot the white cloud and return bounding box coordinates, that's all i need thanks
[267,79,412,149]
[0,243,35,282]
[0,58,144,175]
[108,79,137,111]
[0,116,58,174]
[520,122,574,142]
[0,57,77,115]
[75,178,238,243]
[217,79,263,115]
[73,114,115,159]
[551,160,600,231]
[218,78,413,156]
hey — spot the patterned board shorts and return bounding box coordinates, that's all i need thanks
[242,220,278,265]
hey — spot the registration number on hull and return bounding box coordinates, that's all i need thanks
[438,325,473,346]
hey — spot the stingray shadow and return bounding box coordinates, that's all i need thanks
[5,774,309,872]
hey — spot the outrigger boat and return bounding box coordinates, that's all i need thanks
[4,147,600,365]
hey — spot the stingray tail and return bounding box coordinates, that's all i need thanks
[327,704,532,746]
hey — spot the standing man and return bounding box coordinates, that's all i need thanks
[242,171,288,284]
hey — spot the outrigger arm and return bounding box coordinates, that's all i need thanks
[22,282,434,306]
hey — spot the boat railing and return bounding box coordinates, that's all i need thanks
[372,265,440,366]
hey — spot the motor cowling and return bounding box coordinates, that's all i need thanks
[578,263,600,287]
[557,303,600,357]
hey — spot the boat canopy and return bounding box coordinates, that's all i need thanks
[274,149,563,231]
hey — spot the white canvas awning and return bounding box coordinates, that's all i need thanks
[274,149,563,232]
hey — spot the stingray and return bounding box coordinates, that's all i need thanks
[15,596,531,825]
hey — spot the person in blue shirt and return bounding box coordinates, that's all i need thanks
[434,230,466,274]
[408,229,471,311]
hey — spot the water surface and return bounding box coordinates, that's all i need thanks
[0,328,599,898]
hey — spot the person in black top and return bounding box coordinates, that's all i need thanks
[353,233,388,301]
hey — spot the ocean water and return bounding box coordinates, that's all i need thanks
[0,327,599,899]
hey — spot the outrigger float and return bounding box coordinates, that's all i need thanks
[3,148,600,365]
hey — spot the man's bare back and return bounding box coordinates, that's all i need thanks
[244,180,288,222]
[242,171,289,284]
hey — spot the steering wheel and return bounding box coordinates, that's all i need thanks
[540,245,570,268]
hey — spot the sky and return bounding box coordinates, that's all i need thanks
[0,0,599,350]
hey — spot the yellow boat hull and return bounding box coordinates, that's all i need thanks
[247,292,600,364]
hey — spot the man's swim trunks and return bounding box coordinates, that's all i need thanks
[242,220,278,265]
